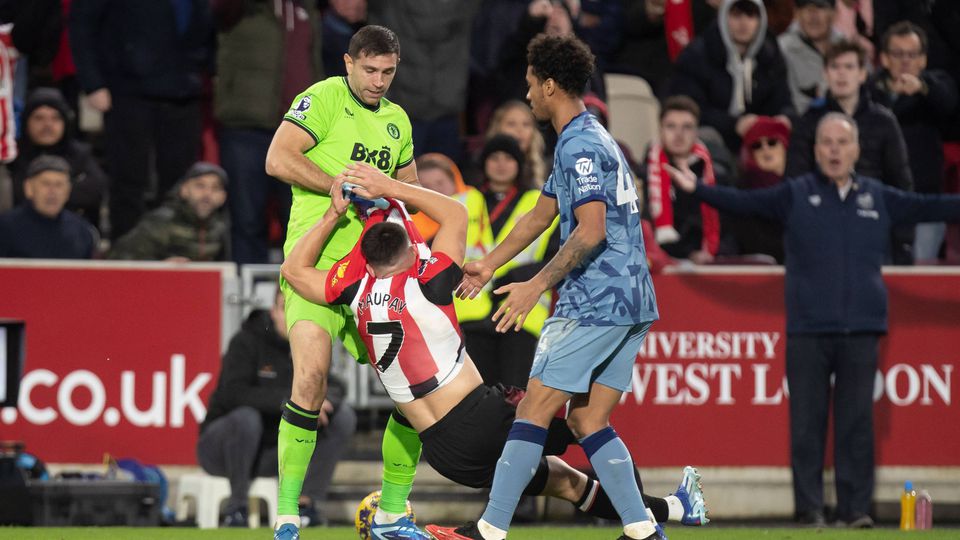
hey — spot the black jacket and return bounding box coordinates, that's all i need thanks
[201,310,347,447]
[693,171,960,334]
[0,205,96,259]
[785,89,916,263]
[668,21,794,152]
[12,89,108,228]
[609,0,717,97]
[785,88,913,191]
[69,0,214,98]
[867,69,958,193]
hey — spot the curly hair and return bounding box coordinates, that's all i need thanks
[526,34,595,98]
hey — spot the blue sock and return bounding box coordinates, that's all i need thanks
[581,427,649,526]
[480,420,548,531]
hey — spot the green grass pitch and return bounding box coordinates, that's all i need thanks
[0,527,955,540]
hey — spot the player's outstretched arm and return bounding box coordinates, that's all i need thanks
[530,200,606,290]
[345,162,467,265]
[485,192,558,270]
[280,175,351,303]
[265,121,337,194]
[491,199,604,333]
[455,193,558,300]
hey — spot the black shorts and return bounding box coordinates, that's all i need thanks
[419,384,577,495]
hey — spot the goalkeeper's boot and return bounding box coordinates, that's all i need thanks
[274,523,300,540]
[674,466,709,526]
[372,514,431,540]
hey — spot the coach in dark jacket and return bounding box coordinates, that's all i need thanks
[668,0,794,153]
[787,41,914,264]
[668,112,960,528]
[199,290,356,526]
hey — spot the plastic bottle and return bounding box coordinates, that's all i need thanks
[900,481,916,530]
[916,489,932,530]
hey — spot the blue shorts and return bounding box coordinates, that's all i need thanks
[529,318,653,393]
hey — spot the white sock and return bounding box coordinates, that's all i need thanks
[646,507,658,524]
[477,518,508,540]
[665,495,684,521]
[374,508,406,524]
[623,519,656,539]
[275,515,300,529]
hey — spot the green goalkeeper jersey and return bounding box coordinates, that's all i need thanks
[282,76,414,267]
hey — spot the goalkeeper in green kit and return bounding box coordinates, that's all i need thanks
[265,25,425,540]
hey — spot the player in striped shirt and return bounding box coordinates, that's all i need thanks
[283,166,707,539]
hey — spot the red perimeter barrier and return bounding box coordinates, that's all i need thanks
[563,269,960,468]
[0,263,223,464]
[0,264,957,466]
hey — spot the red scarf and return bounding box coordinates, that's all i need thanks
[664,0,694,61]
[646,141,719,255]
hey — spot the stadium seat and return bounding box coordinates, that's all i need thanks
[174,474,277,529]
[603,73,661,158]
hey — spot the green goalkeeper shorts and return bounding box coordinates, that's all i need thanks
[280,277,368,363]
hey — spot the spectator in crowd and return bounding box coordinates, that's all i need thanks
[778,0,845,114]
[669,0,794,154]
[786,40,914,264]
[493,0,598,107]
[367,0,481,160]
[484,100,548,188]
[108,162,228,262]
[199,288,356,527]
[11,87,107,230]
[763,0,797,36]
[69,0,214,240]
[609,0,719,98]
[460,135,558,389]
[412,153,485,245]
[640,96,720,264]
[668,112,960,529]
[0,155,97,259]
[212,0,322,265]
[832,0,874,64]
[729,115,790,261]
[569,0,623,76]
[868,21,958,262]
[465,0,529,137]
[322,0,366,77]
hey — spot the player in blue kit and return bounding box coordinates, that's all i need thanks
[428,34,662,540]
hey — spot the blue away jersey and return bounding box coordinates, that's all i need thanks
[542,111,658,325]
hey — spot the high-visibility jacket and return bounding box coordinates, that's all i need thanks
[455,189,559,336]
[452,188,494,322]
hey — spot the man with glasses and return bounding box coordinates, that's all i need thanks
[786,40,915,264]
[869,21,958,262]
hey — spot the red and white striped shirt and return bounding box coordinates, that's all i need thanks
[0,24,19,163]
[325,203,465,403]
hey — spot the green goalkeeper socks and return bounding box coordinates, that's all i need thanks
[379,410,422,514]
[277,400,320,516]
